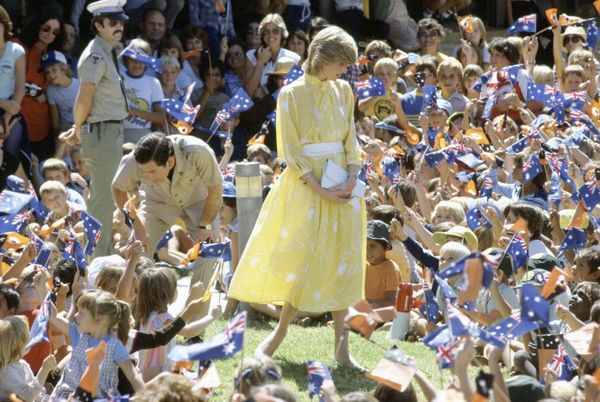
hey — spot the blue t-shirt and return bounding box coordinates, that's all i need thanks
[68,322,130,362]
[47,78,79,125]
[0,42,25,101]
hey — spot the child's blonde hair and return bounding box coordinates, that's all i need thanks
[42,157,69,178]
[247,143,271,163]
[373,57,398,77]
[532,65,554,85]
[46,62,72,78]
[135,268,177,327]
[432,200,466,224]
[440,241,470,263]
[77,289,132,344]
[470,17,487,47]
[563,64,585,82]
[437,57,463,83]
[0,315,29,370]
[96,265,126,294]
[160,55,181,72]
[40,180,67,199]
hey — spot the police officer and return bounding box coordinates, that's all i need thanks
[61,0,129,257]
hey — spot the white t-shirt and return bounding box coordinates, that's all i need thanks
[177,60,204,92]
[0,42,25,101]
[246,48,301,87]
[123,72,163,130]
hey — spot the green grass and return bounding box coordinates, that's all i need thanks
[203,318,452,401]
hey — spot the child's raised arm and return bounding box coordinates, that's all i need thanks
[116,240,143,302]
[178,305,223,337]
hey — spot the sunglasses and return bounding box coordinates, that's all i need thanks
[263,27,281,36]
[563,35,583,45]
[108,19,125,27]
[41,25,60,36]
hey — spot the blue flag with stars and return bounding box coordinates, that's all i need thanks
[507,13,537,35]
[169,311,247,361]
[25,294,51,349]
[306,360,331,401]
[520,283,550,326]
[229,88,254,115]
[424,149,446,168]
[422,85,438,113]
[588,21,599,50]
[81,211,102,256]
[479,175,493,198]
[419,283,439,322]
[32,234,52,268]
[466,206,492,231]
[560,227,587,250]
[160,98,200,126]
[578,179,600,211]
[156,229,174,250]
[201,241,232,261]
[507,232,528,273]
[0,210,31,234]
[0,190,33,215]
[120,44,163,73]
[522,154,543,183]
[354,77,386,100]
[284,64,304,85]
[62,229,86,272]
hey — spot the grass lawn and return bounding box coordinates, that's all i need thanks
[203,318,454,401]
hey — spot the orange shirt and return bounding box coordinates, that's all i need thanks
[365,259,400,303]
[20,43,50,142]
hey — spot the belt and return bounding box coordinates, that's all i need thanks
[89,120,122,125]
[301,142,344,157]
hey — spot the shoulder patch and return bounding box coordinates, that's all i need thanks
[90,53,103,63]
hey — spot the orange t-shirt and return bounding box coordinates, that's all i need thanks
[365,259,400,303]
[19,43,50,142]
[22,309,52,374]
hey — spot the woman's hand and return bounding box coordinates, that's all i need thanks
[0,99,20,115]
[319,186,352,204]
[257,46,272,66]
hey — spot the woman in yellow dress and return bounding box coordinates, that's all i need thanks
[228,26,366,365]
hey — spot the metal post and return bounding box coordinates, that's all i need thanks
[235,162,263,313]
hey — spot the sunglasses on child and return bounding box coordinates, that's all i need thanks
[563,35,583,45]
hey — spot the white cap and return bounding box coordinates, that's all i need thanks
[87,0,128,21]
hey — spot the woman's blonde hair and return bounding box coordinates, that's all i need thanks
[259,13,288,40]
[471,17,487,46]
[77,289,132,344]
[135,268,177,327]
[0,315,29,370]
[306,26,357,76]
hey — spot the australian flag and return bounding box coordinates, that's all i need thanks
[472,70,492,92]
[466,206,492,231]
[306,360,331,401]
[120,44,163,73]
[422,85,438,113]
[563,91,586,111]
[436,340,458,369]
[26,294,51,349]
[32,233,52,268]
[284,64,304,85]
[578,179,600,211]
[156,229,174,250]
[62,229,86,272]
[382,156,400,184]
[354,77,386,100]
[161,98,200,125]
[521,283,550,325]
[81,211,102,256]
[424,148,446,168]
[0,210,31,234]
[522,154,543,183]
[201,241,232,262]
[507,13,537,35]
[507,232,528,273]
[229,88,254,115]
[479,175,494,198]
[547,344,575,381]
[560,227,587,250]
[547,153,577,190]
[413,72,426,88]
[588,21,599,50]
[0,190,33,215]
[169,311,247,361]
[419,282,440,322]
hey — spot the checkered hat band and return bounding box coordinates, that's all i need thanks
[93,6,123,16]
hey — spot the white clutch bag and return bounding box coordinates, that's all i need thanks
[321,159,366,210]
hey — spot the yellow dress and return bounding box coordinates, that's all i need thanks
[228,73,367,313]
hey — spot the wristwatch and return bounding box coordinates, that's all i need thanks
[200,224,213,231]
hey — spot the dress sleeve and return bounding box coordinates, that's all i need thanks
[276,87,313,177]
[341,81,362,168]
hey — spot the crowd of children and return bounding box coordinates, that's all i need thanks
[4,0,600,400]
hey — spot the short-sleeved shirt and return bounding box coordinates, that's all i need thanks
[365,259,400,302]
[112,135,223,224]
[122,72,163,129]
[78,36,128,123]
[0,41,25,101]
[437,89,469,114]
[246,48,301,88]
[47,78,79,125]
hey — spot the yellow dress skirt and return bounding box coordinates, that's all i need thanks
[228,74,366,313]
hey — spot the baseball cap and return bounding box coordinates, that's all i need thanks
[40,51,67,70]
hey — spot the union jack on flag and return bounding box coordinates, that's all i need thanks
[306,360,331,401]
[436,340,458,368]
[354,77,386,100]
[479,175,493,198]
[546,344,575,381]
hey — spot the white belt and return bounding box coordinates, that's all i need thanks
[301,142,344,157]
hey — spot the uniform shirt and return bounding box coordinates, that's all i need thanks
[0,41,25,101]
[112,135,223,224]
[78,36,128,123]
